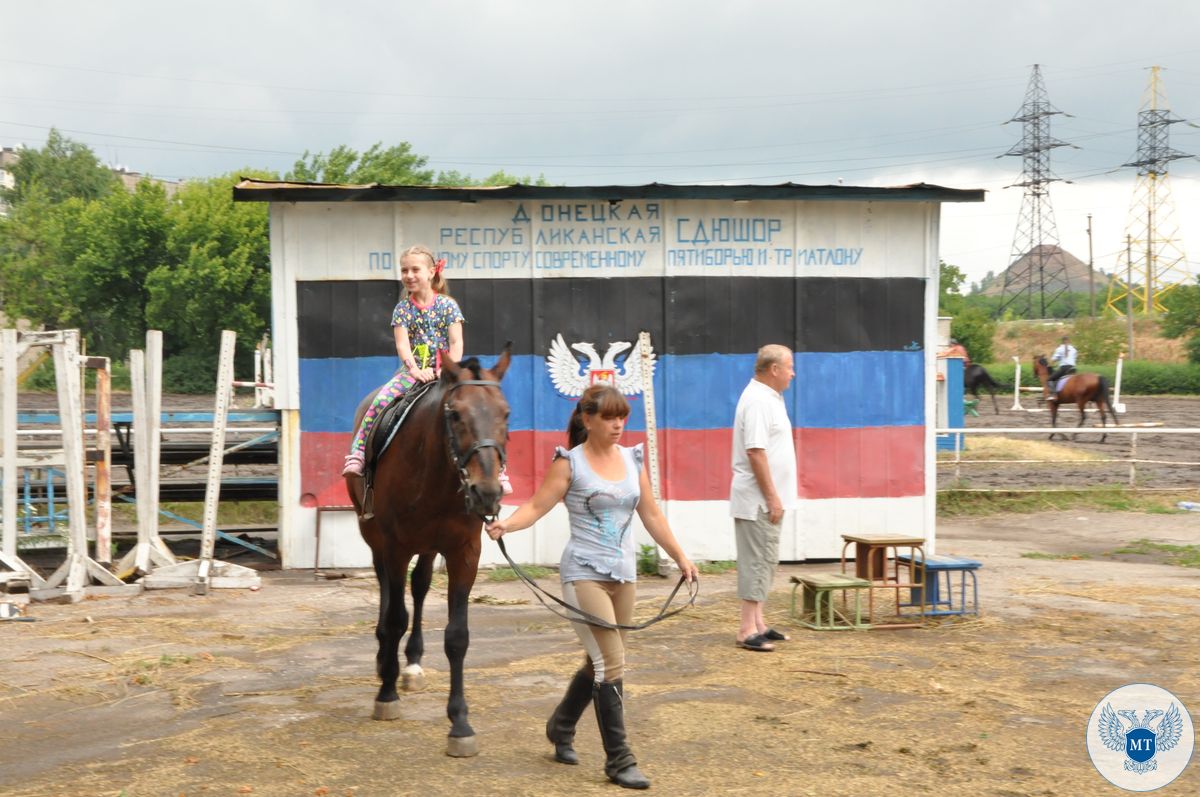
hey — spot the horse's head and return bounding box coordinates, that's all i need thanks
[440,346,512,517]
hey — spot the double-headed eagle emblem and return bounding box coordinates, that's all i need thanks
[546,333,655,397]
[1098,703,1184,774]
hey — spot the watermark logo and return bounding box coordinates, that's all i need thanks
[1087,684,1194,791]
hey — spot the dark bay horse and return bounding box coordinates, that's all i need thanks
[1033,355,1114,442]
[963,363,1004,414]
[345,350,511,757]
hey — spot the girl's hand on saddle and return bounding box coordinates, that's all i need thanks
[411,366,436,383]
[676,556,700,584]
[485,519,508,540]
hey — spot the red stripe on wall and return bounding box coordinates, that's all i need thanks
[300,426,923,507]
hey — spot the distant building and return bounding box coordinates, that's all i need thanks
[111,165,182,199]
[0,147,182,214]
[0,146,19,216]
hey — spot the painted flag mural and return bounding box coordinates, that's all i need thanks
[297,275,926,512]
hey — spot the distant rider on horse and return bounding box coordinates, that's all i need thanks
[1047,335,1077,399]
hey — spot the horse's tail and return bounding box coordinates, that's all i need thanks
[1097,375,1115,416]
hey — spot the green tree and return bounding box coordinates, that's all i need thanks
[1160,278,1200,364]
[69,180,172,354]
[949,306,996,364]
[938,260,966,315]
[436,169,551,186]
[3,129,118,206]
[287,142,435,185]
[145,171,273,384]
[0,190,90,326]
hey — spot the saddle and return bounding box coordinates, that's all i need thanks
[360,380,437,518]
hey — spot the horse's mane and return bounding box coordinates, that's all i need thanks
[455,357,484,379]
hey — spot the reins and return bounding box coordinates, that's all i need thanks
[443,375,698,631]
[489,525,698,632]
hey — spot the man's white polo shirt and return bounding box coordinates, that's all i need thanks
[730,378,798,520]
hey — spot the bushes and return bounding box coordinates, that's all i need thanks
[1070,317,1125,363]
[979,359,1200,395]
[950,307,996,364]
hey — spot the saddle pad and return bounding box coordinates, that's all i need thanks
[1055,374,1074,393]
[365,380,437,478]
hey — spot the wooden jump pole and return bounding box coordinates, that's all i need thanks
[0,328,45,589]
[42,331,123,601]
[142,330,259,592]
[115,342,176,578]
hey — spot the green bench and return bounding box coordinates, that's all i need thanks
[790,573,872,631]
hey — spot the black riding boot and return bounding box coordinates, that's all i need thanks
[546,667,594,764]
[593,680,650,789]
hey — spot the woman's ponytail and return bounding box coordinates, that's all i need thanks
[566,404,588,448]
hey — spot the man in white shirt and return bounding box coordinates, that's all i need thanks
[1050,335,1078,385]
[730,344,798,652]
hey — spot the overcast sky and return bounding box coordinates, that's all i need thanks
[4,0,1200,287]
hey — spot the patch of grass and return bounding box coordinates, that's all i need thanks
[637,544,660,576]
[938,488,1195,518]
[487,565,554,582]
[1020,551,1091,561]
[112,499,278,527]
[697,560,737,574]
[936,435,1105,463]
[1110,539,1200,568]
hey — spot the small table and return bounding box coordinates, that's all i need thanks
[840,533,927,628]
[790,573,872,631]
[897,553,982,617]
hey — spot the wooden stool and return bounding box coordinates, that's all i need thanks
[896,553,982,616]
[790,573,871,631]
[840,533,927,629]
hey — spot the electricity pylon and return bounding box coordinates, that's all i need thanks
[1106,66,1195,316]
[998,64,1077,319]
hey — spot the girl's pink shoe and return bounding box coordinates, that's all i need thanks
[499,467,514,496]
[342,451,366,476]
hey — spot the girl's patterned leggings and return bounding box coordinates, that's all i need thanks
[350,370,418,455]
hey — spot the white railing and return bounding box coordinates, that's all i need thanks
[936,426,1200,487]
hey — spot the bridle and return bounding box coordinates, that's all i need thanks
[442,379,508,492]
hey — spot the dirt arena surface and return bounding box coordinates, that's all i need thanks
[943,395,1200,491]
[3,511,1199,797]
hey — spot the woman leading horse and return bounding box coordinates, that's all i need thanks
[346,349,511,758]
[1032,354,1114,442]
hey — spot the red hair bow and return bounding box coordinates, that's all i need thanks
[434,258,446,276]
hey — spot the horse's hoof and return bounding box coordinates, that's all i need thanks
[402,665,426,692]
[446,735,479,757]
[373,700,403,721]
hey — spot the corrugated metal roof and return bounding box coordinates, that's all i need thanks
[232,178,985,204]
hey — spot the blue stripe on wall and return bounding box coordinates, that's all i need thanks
[299,351,924,434]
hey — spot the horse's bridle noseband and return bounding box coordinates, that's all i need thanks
[442,379,507,490]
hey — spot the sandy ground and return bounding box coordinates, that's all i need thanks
[3,510,1199,797]
[943,395,1199,490]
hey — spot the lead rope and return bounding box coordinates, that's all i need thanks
[481,514,697,631]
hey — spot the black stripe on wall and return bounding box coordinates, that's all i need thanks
[296,277,926,358]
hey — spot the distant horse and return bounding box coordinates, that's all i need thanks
[963,363,1004,414]
[1032,355,1114,442]
[345,350,511,758]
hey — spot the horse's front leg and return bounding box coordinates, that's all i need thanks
[402,553,435,692]
[373,552,412,721]
[443,546,481,757]
[1048,402,1059,440]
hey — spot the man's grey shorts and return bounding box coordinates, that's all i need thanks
[734,509,781,602]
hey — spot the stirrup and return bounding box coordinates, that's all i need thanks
[360,486,375,520]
